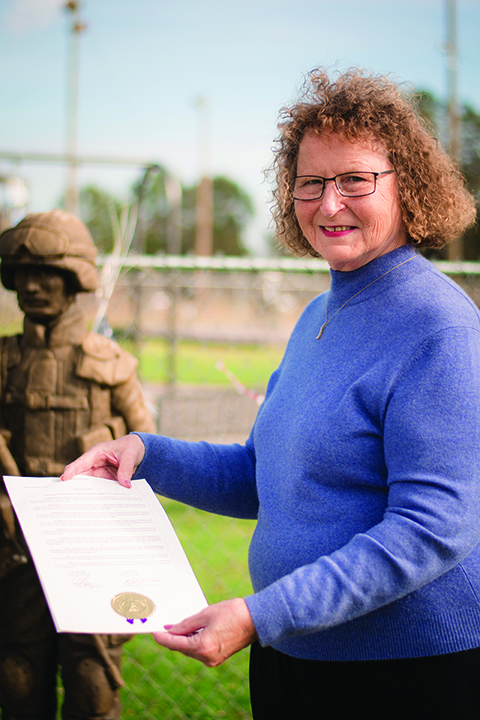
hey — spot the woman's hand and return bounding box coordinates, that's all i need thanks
[61,434,145,488]
[153,598,258,667]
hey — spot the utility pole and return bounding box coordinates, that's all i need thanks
[64,1,86,215]
[194,96,213,256]
[445,0,463,260]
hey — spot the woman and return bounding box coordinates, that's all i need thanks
[63,69,480,716]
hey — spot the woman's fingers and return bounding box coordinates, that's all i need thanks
[61,434,145,487]
[153,598,258,667]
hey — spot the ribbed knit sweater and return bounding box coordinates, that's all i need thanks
[135,244,480,661]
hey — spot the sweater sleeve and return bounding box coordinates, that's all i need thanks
[132,433,259,520]
[245,326,480,646]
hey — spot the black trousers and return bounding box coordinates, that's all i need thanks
[249,641,480,719]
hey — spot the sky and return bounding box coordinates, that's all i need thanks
[1,0,479,254]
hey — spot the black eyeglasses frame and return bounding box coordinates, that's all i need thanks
[292,170,395,201]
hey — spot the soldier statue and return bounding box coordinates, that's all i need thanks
[0,210,156,720]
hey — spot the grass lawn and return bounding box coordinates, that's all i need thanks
[120,337,285,390]
[120,499,256,719]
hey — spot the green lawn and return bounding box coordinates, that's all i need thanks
[120,499,256,719]
[120,338,284,390]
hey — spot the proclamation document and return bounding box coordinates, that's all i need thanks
[4,474,207,634]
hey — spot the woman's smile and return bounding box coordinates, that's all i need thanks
[321,226,356,237]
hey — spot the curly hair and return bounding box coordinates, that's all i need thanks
[271,68,477,257]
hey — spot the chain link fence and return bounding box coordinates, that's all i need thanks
[2,255,480,718]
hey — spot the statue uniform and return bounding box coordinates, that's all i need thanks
[0,304,153,477]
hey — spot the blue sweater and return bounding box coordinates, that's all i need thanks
[135,244,480,661]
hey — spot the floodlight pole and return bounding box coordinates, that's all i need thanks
[445,0,463,260]
[194,96,213,256]
[64,2,86,215]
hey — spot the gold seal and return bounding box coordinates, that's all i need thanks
[111,592,156,620]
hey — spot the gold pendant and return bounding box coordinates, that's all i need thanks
[316,323,326,340]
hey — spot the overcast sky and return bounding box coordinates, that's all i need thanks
[1,0,479,253]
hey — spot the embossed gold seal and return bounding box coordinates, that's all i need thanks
[111,592,156,621]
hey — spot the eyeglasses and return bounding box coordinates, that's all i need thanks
[292,170,394,201]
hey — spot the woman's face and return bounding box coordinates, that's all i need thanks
[294,131,407,271]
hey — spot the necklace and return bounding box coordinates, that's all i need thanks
[316,253,418,340]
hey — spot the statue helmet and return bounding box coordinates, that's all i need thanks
[0,210,98,293]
